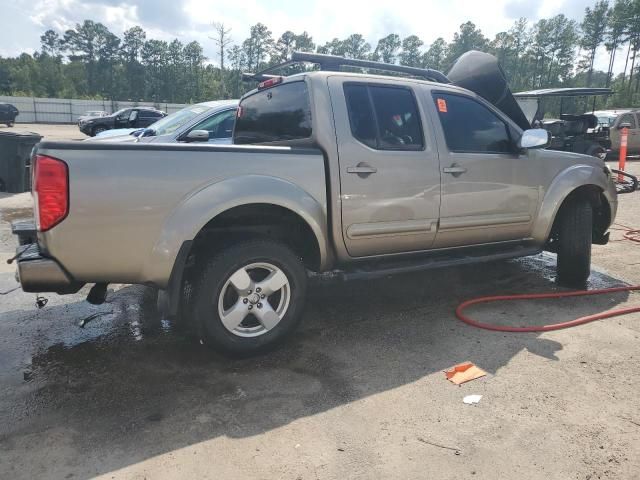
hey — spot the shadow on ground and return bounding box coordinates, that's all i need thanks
[0,252,630,478]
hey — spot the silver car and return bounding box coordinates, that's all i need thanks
[90,100,238,144]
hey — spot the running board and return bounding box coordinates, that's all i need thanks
[339,244,541,281]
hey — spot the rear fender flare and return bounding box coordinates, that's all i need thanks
[142,175,329,285]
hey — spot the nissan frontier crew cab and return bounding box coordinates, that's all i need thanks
[13,52,618,355]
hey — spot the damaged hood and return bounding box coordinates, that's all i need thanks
[447,50,531,131]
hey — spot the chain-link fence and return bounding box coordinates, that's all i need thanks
[0,96,188,124]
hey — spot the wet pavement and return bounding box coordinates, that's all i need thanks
[0,155,639,479]
[1,251,639,479]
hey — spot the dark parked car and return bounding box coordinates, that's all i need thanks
[0,103,19,127]
[78,107,166,136]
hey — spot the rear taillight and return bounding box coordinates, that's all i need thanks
[33,155,68,231]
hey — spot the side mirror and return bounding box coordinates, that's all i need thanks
[518,128,550,150]
[184,130,210,142]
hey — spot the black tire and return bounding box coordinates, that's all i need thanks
[7,122,14,127]
[92,125,107,136]
[586,144,606,160]
[191,239,307,356]
[556,197,592,286]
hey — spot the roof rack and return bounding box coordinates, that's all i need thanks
[242,51,450,84]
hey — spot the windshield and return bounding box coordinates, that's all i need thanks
[146,104,212,136]
[596,115,616,127]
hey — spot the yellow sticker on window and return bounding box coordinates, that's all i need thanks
[437,98,448,113]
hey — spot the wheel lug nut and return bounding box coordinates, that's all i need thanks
[257,303,262,309]
[260,294,265,299]
[243,298,248,304]
[247,290,252,294]
[256,287,261,293]
[248,305,253,310]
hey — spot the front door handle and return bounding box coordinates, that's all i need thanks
[347,163,377,175]
[442,165,467,175]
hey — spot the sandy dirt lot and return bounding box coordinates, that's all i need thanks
[0,125,639,479]
[0,122,87,141]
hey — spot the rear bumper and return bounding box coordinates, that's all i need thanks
[14,243,83,294]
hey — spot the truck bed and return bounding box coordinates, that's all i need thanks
[33,141,327,287]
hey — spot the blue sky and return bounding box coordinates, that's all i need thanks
[0,0,617,71]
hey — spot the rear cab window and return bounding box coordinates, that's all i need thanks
[234,80,312,145]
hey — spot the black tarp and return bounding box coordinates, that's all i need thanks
[447,50,531,131]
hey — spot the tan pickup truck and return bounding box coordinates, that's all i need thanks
[13,52,618,355]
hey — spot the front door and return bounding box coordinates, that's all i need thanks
[328,77,441,257]
[114,109,132,128]
[429,92,539,248]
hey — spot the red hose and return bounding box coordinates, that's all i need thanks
[456,286,640,332]
[455,223,640,332]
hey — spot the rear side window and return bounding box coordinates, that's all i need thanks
[433,93,512,154]
[619,113,637,129]
[344,84,424,150]
[234,81,312,144]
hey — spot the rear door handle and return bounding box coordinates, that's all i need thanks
[347,163,377,175]
[442,166,467,175]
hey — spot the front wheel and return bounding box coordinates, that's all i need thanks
[556,197,592,286]
[191,239,307,356]
[92,125,107,136]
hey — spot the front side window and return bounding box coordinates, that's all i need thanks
[343,83,424,150]
[433,93,513,154]
[192,109,236,138]
[234,81,312,144]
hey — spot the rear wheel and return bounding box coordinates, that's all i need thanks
[191,239,307,356]
[6,122,14,127]
[556,197,592,286]
[586,144,607,160]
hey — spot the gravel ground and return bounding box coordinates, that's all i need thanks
[0,124,639,480]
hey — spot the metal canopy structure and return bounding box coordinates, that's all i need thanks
[514,87,613,98]
[243,51,451,84]
[514,87,615,118]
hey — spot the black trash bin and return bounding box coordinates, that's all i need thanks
[0,131,42,193]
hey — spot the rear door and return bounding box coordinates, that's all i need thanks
[430,91,539,248]
[328,77,441,257]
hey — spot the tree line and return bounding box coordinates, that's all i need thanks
[1,0,640,107]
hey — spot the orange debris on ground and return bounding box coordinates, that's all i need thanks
[444,362,487,385]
